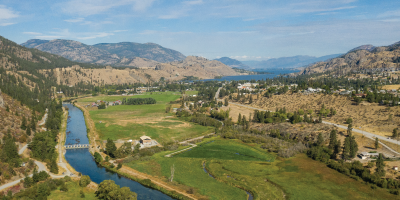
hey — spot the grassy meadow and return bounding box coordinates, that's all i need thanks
[77,92,213,143]
[126,137,397,200]
[48,181,97,200]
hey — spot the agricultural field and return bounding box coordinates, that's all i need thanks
[126,137,396,200]
[76,92,213,143]
[48,181,97,200]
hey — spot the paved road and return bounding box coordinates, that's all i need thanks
[322,121,400,155]
[18,144,28,155]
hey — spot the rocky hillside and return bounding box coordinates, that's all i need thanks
[94,42,186,63]
[21,39,186,65]
[46,56,240,86]
[214,57,251,69]
[301,41,400,75]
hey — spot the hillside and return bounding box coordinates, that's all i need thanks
[214,57,251,69]
[242,54,341,69]
[21,39,186,65]
[46,56,240,86]
[301,41,400,75]
[94,42,186,63]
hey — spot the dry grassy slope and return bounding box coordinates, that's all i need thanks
[0,92,34,143]
[43,56,241,85]
[251,93,400,138]
[301,46,400,74]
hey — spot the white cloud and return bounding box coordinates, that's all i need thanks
[58,0,155,16]
[29,29,115,40]
[184,0,203,5]
[0,5,18,26]
[64,18,84,23]
[23,32,42,35]
[0,22,15,26]
[113,30,128,32]
[0,5,18,20]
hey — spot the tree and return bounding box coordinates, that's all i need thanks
[375,153,385,177]
[346,118,353,124]
[342,137,351,160]
[106,138,117,157]
[317,133,324,146]
[333,139,341,159]
[96,180,137,200]
[328,130,337,150]
[117,163,122,170]
[224,98,229,106]
[79,175,91,187]
[238,113,242,125]
[94,152,103,163]
[134,143,140,154]
[375,137,379,149]
[349,135,358,158]
[393,128,398,138]
[347,123,352,136]
[249,95,253,104]
[318,114,322,123]
[21,115,27,130]
[26,125,31,136]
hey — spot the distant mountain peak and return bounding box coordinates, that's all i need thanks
[21,39,186,64]
[348,44,376,53]
[214,57,250,69]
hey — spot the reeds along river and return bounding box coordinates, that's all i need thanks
[62,103,173,200]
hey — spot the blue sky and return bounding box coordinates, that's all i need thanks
[1,0,400,61]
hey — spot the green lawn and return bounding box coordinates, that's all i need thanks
[48,181,97,200]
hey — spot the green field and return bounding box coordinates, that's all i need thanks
[126,137,396,200]
[175,139,274,161]
[77,93,214,143]
[48,181,96,200]
[126,138,257,200]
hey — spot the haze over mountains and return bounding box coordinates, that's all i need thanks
[21,39,186,66]
[215,54,342,70]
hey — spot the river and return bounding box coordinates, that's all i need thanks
[63,103,173,200]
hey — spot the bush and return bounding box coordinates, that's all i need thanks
[79,175,91,187]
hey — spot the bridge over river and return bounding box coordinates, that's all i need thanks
[65,144,90,149]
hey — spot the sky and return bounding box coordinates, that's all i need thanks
[1,0,400,61]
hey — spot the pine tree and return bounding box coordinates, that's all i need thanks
[342,137,351,160]
[21,115,27,130]
[328,130,337,150]
[238,113,242,125]
[349,135,358,158]
[375,137,379,149]
[347,123,353,136]
[375,153,385,177]
[26,125,31,136]
[332,139,341,159]
[317,133,324,146]
[393,128,398,138]
[249,95,253,104]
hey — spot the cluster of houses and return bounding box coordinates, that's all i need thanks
[237,82,259,91]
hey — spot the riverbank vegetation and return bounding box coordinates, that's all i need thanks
[29,99,63,174]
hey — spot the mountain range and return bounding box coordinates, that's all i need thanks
[301,41,400,75]
[214,57,251,69]
[241,54,342,70]
[21,39,186,66]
